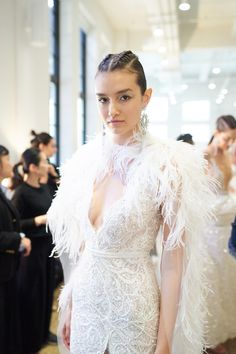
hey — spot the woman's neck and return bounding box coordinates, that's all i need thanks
[25,174,40,188]
[107,129,139,145]
[208,144,224,157]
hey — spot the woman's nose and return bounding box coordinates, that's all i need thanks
[108,102,119,117]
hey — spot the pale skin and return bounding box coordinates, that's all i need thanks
[63,69,183,354]
[0,154,31,256]
[38,139,59,184]
[205,131,233,190]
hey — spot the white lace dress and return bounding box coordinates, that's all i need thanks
[48,134,214,354]
[205,161,236,347]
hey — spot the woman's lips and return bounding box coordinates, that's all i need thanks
[108,120,125,124]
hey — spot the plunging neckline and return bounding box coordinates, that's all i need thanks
[86,192,126,234]
[86,171,128,234]
[86,134,144,234]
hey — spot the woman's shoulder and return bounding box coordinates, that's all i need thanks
[143,134,202,166]
[60,137,99,174]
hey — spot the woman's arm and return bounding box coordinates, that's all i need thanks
[155,224,183,354]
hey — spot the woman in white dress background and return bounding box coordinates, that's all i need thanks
[48,51,214,354]
[204,121,236,354]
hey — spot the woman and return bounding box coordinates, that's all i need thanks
[48,51,214,354]
[11,148,55,354]
[31,130,59,197]
[30,130,63,291]
[204,127,236,353]
[0,145,31,354]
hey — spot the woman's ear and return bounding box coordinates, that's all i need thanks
[142,88,152,108]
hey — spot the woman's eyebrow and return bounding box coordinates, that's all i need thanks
[96,89,133,96]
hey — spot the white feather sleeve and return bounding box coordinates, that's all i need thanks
[47,143,95,310]
[152,140,216,354]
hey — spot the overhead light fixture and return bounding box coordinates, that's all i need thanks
[216,98,222,105]
[208,83,216,90]
[234,102,236,107]
[212,67,221,75]
[221,88,228,95]
[179,1,191,11]
[153,27,164,37]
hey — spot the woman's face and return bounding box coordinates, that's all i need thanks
[40,139,57,158]
[95,70,152,140]
[214,131,232,151]
[0,154,13,180]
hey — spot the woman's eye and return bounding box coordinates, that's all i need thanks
[98,97,108,103]
[120,95,131,101]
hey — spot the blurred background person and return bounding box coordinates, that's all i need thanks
[0,145,31,354]
[30,130,59,197]
[30,130,63,290]
[11,148,56,354]
[204,122,236,354]
[176,133,194,145]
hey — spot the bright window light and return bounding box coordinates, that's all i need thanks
[146,97,168,123]
[181,124,210,143]
[149,124,168,139]
[182,100,210,122]
[48,0,54,8]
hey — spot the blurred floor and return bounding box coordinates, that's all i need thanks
[40,286,236,354]
[40,287,60,354]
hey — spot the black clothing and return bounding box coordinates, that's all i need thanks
[47,161,59,198]
[0,188,22,354]
[12,182,52,238]
[12,182,54,354]
[0,189,21,282]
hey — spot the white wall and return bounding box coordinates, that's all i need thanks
[0,0,50,163]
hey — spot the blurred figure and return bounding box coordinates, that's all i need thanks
[30,131,63,289]
[30,130,59,197]
[204,127,236,353]
[0,145,31,354]
[228,217,236,258]
[216,114,236,132]
[11,148,56,354]
[176,133,194,145]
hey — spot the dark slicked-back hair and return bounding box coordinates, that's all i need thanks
[97,50,147,95]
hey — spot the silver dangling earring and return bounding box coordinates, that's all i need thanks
[102,124,106,136]
[140,111,149,135]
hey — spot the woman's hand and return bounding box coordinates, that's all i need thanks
[34,214,47,226]
[21,237,31,256]
[62,306,71,350]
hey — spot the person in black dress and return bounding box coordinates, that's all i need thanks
[0,145,31,354]
[30,130,59,197]
[30,130,63,291]
[12,148,56,354]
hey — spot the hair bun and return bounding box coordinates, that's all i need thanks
[31,130,37,137]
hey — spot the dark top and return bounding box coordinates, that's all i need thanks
[47,161,59,198]
[0,188,21,283]
[12,182,52,239]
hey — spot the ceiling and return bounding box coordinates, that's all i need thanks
[96,0,236,106]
